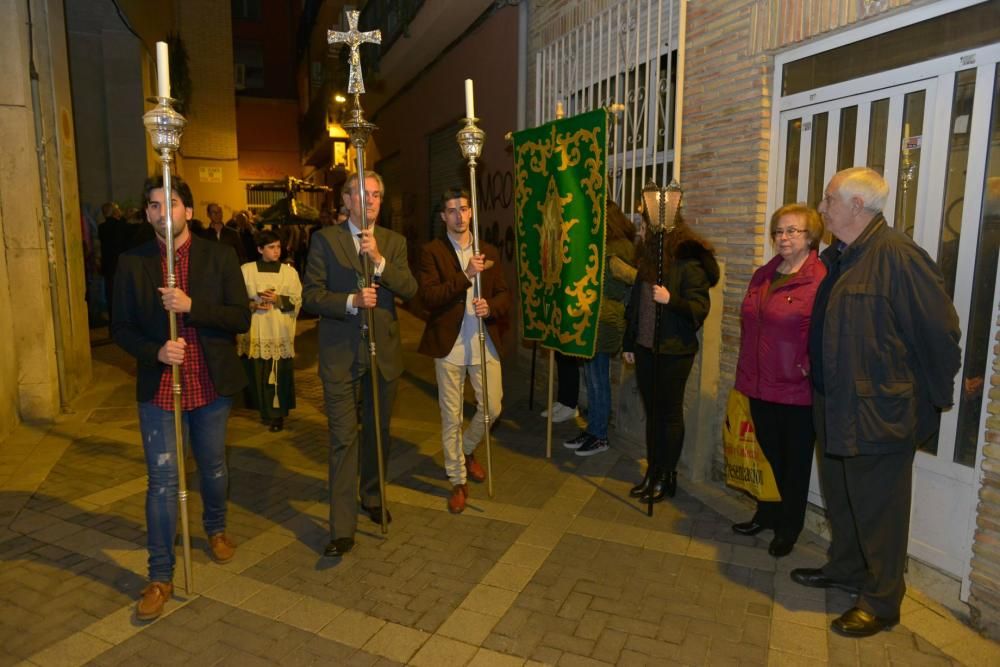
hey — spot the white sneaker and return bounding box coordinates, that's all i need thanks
[540,402,566,418]
[551,403,579,423]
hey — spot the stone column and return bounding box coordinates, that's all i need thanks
[0,0,90,433]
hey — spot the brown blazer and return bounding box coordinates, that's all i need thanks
[417,238,510,359]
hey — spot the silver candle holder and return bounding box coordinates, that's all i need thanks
[142,94,194,594]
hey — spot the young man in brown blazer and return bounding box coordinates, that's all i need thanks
[418,188,510,513]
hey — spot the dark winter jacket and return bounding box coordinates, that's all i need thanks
[812,215,961,456]
[623,237,720,356]
[595,237,637,355]
[735,251,826,406]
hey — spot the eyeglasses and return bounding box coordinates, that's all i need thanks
[771,227,806,239]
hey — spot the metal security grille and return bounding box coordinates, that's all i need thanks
[535,0,678,214]
[246,186,285,214]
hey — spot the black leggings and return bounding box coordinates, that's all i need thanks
[555,352,580,409]
[635,347,695,473]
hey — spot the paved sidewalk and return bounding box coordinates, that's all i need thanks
[1,312,997,666]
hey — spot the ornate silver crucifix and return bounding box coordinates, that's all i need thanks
[328,10,381,94]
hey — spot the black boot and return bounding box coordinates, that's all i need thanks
[664,470,677,498]
[629,469,653,498]
[641,470,676,503]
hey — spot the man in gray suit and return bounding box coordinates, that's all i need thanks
[303,170,417,558]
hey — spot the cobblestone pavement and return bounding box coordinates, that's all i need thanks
[1,312,997,666]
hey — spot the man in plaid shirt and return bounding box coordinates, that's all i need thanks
[112,176,251,621]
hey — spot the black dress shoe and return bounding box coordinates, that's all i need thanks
[323,537,354,558]
[269,417,284,432]
[732,521,765,536]
[790,568,860,593]
[360,504,392,525]
[768,536,795,558]
[629,470,653,498]
[830,607,898,637]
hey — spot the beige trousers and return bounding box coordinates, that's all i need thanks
[434,356,503,485]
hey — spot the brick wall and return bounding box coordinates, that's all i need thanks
[177,0,238,160]
[970,304,1000,639]
[682,0,769,392]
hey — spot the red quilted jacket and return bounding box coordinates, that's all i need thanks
[734,251,826,406]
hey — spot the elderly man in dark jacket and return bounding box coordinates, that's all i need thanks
[790,167,961,638]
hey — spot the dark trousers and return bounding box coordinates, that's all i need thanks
[103,272,115,320]
[635,347,695,473]
[815,393,913,618]
[748,398,815,542]
[555,352,580,408]
[322,369,396,540]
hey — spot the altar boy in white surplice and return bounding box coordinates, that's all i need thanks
[237,229,302,432]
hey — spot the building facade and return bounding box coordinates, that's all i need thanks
[0,0,90,434]
[233,0,302,199]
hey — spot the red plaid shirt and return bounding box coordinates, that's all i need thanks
[153,236,218,410]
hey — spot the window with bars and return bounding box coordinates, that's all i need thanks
[534,0,678,215]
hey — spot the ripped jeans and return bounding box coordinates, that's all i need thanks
[138,396,232,582]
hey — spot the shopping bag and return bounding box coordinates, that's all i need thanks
[723,389,781,501]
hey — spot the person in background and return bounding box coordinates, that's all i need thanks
[98,201,129,320]
[233,210,258,262]
[200,202,245,263]
[541,354,580,423]
[564,201,637,457]
[731,204,827,557]
[237,229,302,432]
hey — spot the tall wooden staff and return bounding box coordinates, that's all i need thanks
[142,42,192,593]
[328,11,389,533]
[456,80,495,498]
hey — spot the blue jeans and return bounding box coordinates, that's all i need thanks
[137,396,233,582]
[582,352,611,439]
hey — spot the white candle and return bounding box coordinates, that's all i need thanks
[464,79,475,119]
[156,41,170,99]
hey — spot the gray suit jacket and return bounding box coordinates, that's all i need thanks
[302,223,417,382]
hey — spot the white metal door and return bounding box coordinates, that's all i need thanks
[774,46,1000,589]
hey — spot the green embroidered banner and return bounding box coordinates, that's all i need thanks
[512,109,607,357]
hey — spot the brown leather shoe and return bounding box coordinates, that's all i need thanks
[208,533,236,563]
[448,484,468,514]
[465,454,486,483]
[137,581,173,621]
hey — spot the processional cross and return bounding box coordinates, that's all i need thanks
[328,10,381,94]
[325,8,390,533]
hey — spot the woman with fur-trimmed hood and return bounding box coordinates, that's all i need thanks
[623,211,720,502]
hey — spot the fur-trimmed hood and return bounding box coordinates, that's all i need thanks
[674,239,720,287]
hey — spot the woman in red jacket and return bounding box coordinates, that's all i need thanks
[732,203,826,557]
